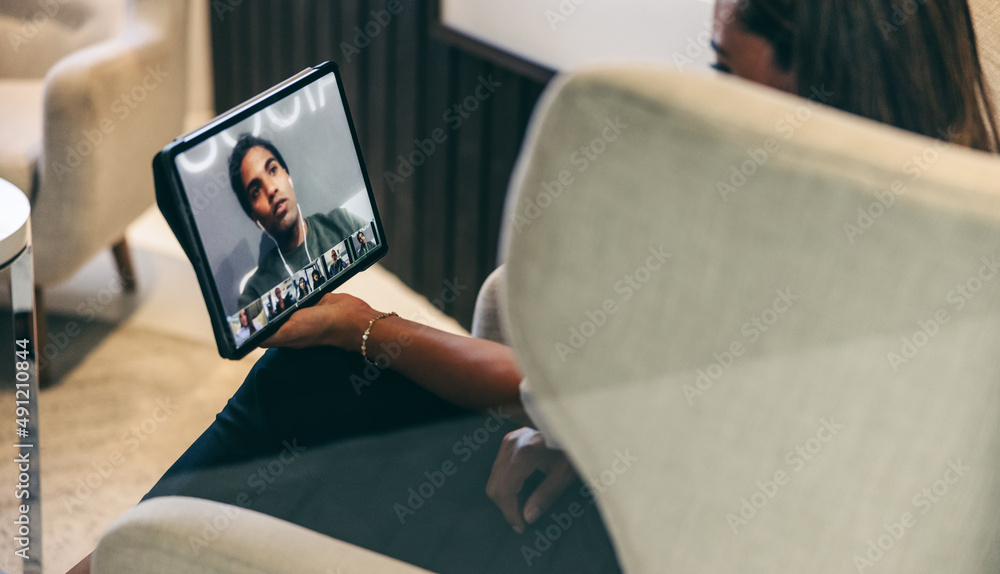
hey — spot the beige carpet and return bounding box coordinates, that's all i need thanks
[0,207,468,573]
[1,323,260,572]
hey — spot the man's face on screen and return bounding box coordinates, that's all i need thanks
[241,146,300,235]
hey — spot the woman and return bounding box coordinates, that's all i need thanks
[312,268,326,287]
[233,308,261,347]
[712,0,997,151]
[297,276,311,298]
[69,0,998,571]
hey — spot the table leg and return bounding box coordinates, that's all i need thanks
[7,244,42,574]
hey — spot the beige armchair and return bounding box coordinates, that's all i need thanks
[0,0,197,330]
[971,0,999,96]
[502,65,1000,574]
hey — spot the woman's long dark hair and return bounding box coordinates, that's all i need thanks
[738,0,999,152]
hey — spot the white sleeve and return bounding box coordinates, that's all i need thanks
[519,378,563,451]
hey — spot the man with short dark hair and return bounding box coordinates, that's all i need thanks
[354,230,375,257]
[330,251,349,275]
[229,134,368,307]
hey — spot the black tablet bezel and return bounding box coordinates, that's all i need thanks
[153,61,387,360]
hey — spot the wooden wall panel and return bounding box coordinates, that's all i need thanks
[418,39,455,302]
[450,57,483,325]
[391,0,421,285]
[210,0,547,328]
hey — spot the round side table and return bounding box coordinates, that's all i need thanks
[0,179,42,574]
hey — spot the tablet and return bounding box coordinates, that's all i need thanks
[153,62,387,359]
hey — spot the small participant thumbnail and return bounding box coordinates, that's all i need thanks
[324,241,351,278]
[229,299,268,346]
[303,261,326,292]
[293,270,313,300]
[263,278,296,320]
[350,222,379,259]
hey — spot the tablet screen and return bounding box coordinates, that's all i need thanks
[170,67,382,350]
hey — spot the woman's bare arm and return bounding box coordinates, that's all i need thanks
[261,292,524,410]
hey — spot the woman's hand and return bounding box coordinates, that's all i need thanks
[261,292,379,350]
[486,427,576,533]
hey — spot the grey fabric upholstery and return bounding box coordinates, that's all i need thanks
[501,64,1000,574]
[94,496,434,574]
[470,265,509,345]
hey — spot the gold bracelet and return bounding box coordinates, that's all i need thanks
[361,311,398,366]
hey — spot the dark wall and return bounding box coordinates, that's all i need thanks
[210,0,548,328]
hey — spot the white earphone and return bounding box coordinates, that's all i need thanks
[255,210,313,278]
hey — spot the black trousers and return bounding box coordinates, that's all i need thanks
[143,347,621,573]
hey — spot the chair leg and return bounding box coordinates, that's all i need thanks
[35,286,50,387]
[111,237,137,292]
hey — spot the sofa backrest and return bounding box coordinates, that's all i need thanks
[501,65,1000,573]
[0,0,126,79]
[29,0,191,285]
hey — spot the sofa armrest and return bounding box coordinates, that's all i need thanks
[93,497,434,574]
[471,265,508,344]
